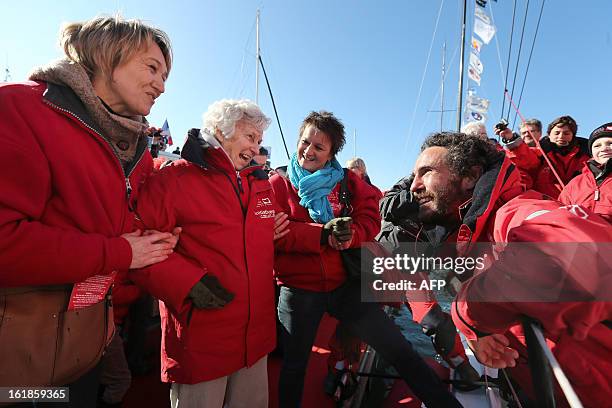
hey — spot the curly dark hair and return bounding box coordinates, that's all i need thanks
[298,110,346,157]
[546,115,578,137]
[421,132,504,178]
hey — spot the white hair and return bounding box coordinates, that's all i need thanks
[202,99,271,139]
[461,122,487,138]
[346,157,367,173]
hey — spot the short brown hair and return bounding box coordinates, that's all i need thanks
[547,115,577,137]
[60,15,172,80]
[298,111,346,157]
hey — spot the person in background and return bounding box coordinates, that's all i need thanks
[558,122,612,223]
[346,157,383,198]
[130,99,286,408]
[460,122,488,140]
[519,118,543,147]
[500,115,589,198]
[271,111,462,408]
[0,15,176,407]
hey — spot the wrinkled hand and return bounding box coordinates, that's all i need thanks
[324,217,353,242]
[189,275,235,309]
[467,334,519,369]
[123,229,175,269]
[273,212,290,241]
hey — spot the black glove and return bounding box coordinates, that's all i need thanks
[322,217,353,243]
[188,275,234,309]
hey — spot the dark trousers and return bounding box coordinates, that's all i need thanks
[277,282,462,408]
[10,362,102,407]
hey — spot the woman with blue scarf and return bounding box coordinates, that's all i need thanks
[269,111,463,407]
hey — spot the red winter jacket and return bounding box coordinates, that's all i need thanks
[452,192,612,407]
[130,130,276,384]
[0,81,148,287]
[503,136,589,199]
[558,160,612,224]
[270,170,381,292]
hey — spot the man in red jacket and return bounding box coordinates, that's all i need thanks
[500,115,589,198]
[130,99,281,408]
[452,192,612,407]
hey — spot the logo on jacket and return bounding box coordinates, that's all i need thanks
[256,197,273,208]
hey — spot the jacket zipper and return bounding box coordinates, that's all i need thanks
[43,100,146,215]
[594,188,600,201]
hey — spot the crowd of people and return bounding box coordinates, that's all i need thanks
[0,14,610,408]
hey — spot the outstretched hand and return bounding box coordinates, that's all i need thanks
[467,334,519,369]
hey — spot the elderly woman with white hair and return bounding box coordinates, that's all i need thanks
[131,99,287,408]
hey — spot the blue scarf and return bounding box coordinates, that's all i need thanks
[288,153,344,223]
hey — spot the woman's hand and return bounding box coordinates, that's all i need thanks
[273,212,290,241]
[328,234,353,251]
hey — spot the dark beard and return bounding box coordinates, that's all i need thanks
[416,181,466,227]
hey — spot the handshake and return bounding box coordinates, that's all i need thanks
[321,217,354,248]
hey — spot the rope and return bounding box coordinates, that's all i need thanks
[258,55,291,160]
[512,0,547,128]
[530,323,585,408]
[505,0,530,120]
[501,369,524,408]
[404,0,446,154]
[488,2,508,95]
[500,0,518,120]
[504,90,565,190]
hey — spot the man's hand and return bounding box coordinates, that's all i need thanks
[189,275,234,309]
[323,217,353,241]
[273,212,290,241]
[328,234,353,251]
[467,334,519,369]
[122,229,175,269]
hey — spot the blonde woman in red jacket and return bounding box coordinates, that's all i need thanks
[270,111,462,408]
[0,16,176,406]
[131,99,282,408]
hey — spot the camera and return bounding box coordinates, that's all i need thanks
[494,119,509,131]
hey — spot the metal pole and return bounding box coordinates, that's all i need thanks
[255,10,260,104]
[441,42,446,131]
[456,0,467,131]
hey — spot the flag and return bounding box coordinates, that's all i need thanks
[471,36,483,55]
[469,52,483,75]
[161,119,173,146]
[468,66,481,85]
[465,109,487,123]
[466,94,490,114]
[474,7,496,44]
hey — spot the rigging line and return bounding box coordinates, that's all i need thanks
[228,18,257,97]
[415,39,461,145]
[258,55,290,160]
[506,0,530,120]
[488,2,509,96]
[404,0,446,154]
[500,0,518,121]
[505,90,565,189]
[512,0,546,128]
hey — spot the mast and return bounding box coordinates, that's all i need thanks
[456,0,467,131]
[440,42,446,131]
[255,10,260,104]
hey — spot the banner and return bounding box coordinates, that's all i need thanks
[469,52,483,75]
[474,6,496,44]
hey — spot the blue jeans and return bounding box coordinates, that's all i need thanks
[277,282,462,408]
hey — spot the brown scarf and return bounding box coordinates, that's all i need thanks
[29,59,148,165]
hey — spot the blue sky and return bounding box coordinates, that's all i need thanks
[3,1,612,189]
